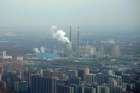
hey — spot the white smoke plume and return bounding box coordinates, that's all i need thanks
[33,48,40,53]
[40,46,45,53]
[53,30,70,44]
[50,25,71,48]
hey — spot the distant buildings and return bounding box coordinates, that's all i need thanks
[2,51,12,59]
[0,39,139,93]
[111,45,121,58]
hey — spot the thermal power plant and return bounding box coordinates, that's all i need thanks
[29,25,83,60]
[32,46,59,60]
[28,25,106,60]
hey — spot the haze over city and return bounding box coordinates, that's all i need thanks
[0,0,140,93]
[0,0,140,27]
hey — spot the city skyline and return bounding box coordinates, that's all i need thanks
[0,0,140,93]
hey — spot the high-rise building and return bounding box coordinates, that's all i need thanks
[67,77,80,85]
[14,81,29,93]
[2,72,18,91]
[84,74,96,83]
[30,75,57,93]
[97,85,110,93]
[84,87,96,93]
[110,86,122,93]
[57,84,74,93]
[75,86,85,93]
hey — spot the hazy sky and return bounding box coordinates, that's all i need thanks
[0,0,140,27]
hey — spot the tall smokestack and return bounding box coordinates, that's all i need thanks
[69,25,72,42]
[2,51,7,57]
[77,26,80,49]
[77,25,80,57]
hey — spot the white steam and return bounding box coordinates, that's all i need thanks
[50,25,71,48]
[33,48,40,53]
[33,46,46,54]
[53,30,70,44]
[40,46,45,53]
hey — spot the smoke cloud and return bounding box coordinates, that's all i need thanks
[50,25,71,48]
[53,30,70,44]
[33,48,40,53]
[40,46,45,53]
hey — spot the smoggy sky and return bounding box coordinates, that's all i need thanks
[0,0,140,28]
